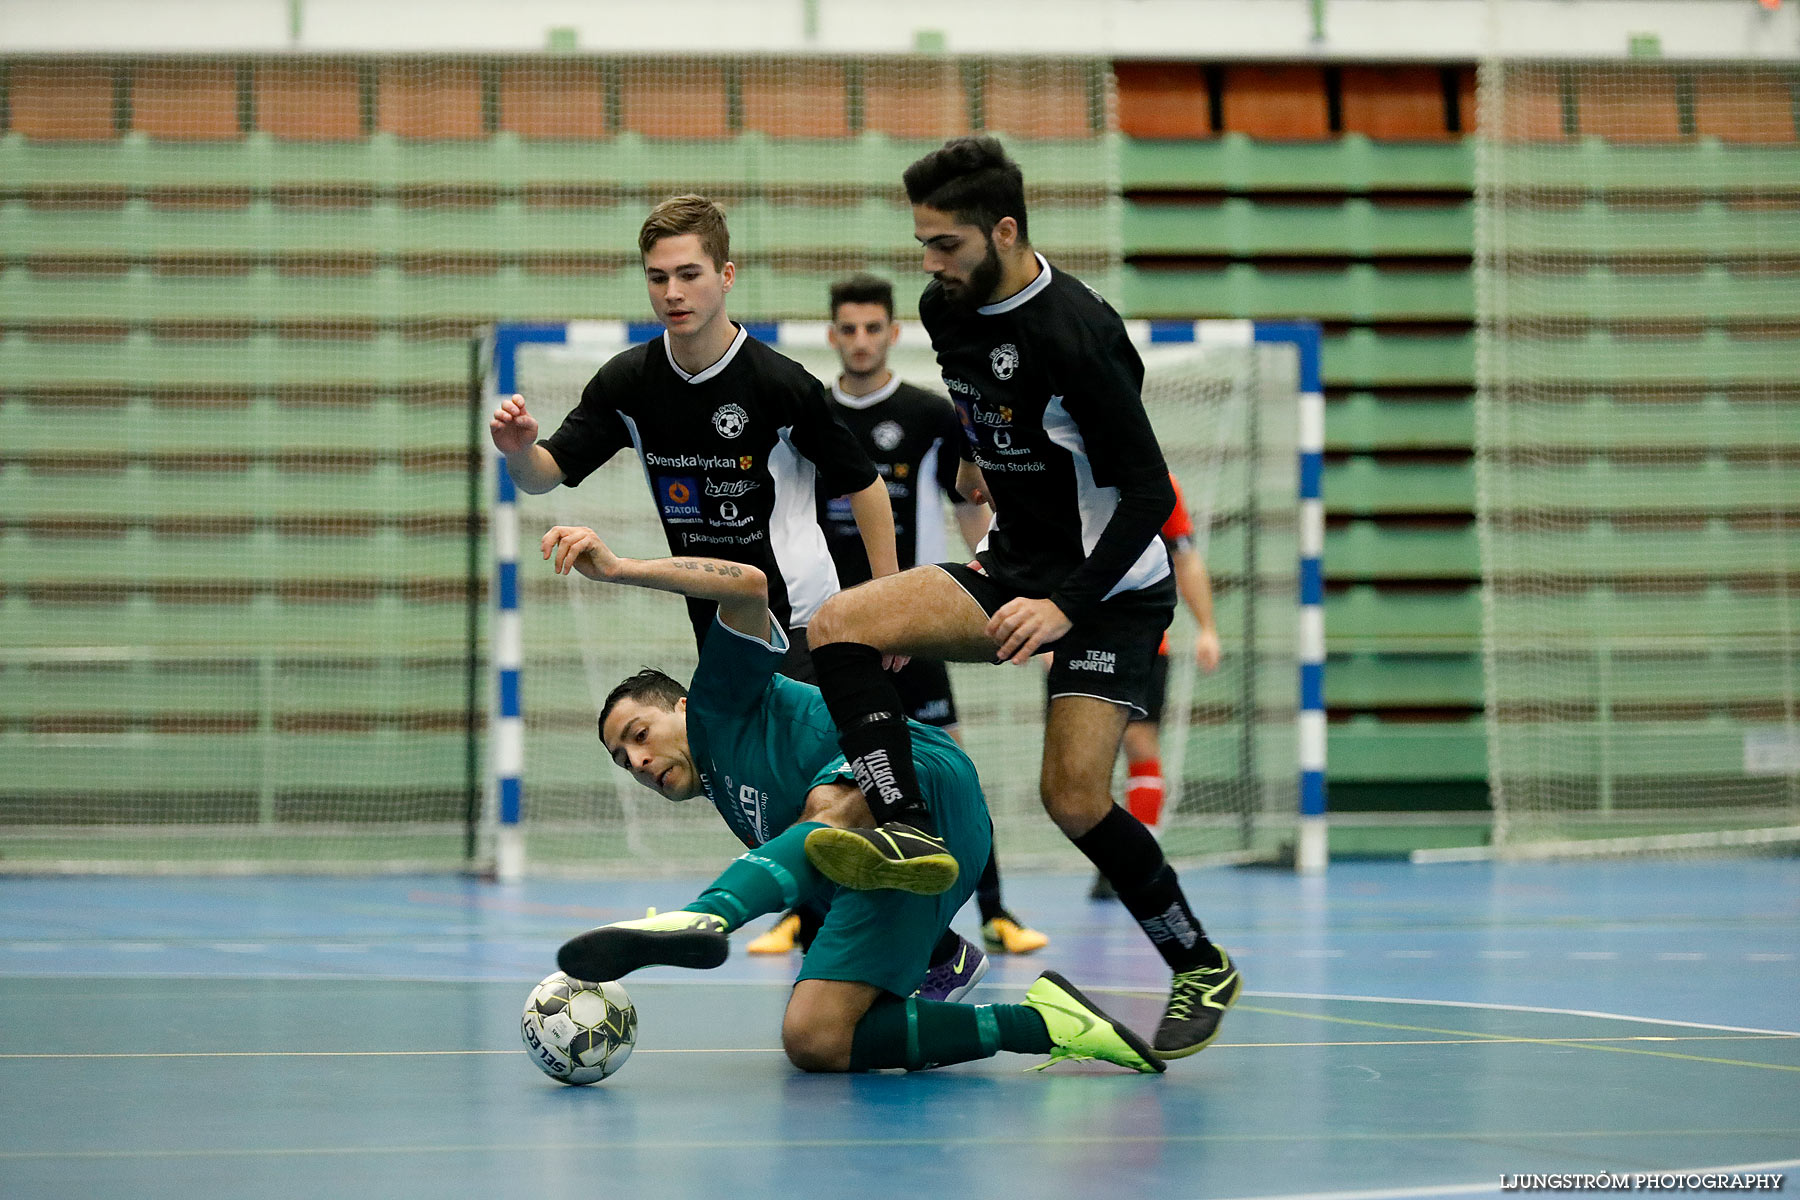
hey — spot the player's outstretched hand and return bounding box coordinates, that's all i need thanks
[988,597,1071,666]
[543,525,619,582]
[490,394,539,455]
[1196,627,1222,673]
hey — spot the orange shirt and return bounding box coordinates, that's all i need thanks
[1157,473,1193,656]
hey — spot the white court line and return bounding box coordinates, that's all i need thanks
[3,970,1797,1039]
[1227,991,1800,1038]
[3,1035,1787,1061]
[1203,1160,1800,1200]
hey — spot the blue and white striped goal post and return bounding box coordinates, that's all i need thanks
[482,318,1326,879]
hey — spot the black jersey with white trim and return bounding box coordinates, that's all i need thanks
[540,325,879,642]
[816,377,964,585]
[919,255,1174,621]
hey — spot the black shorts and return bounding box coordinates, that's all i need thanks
[892,657,958,729]
[1046,640,1169,723]
[777,626,816,684]
[935,559,1175,719]
[1132,650,1170,726]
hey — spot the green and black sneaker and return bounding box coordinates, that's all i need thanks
[804,822,960,895]
[557,909,729,981]
[1023,970,1165,1075]
[1153,949,1242,1059]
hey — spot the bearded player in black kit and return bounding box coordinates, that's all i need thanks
[802,139,1241,1059]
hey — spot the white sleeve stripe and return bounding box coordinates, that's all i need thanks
[711,611,789,654]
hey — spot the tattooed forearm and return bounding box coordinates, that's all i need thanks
[671,559,743,577]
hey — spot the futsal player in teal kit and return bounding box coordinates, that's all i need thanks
[540,522,1162,1075]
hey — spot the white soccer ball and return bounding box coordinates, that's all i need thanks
[521,971,637,1085]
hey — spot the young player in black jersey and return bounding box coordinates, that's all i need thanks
[802,139,1241,1059]
[488,195,898,672]
[747,274,1049,961]
[491,198,988,993]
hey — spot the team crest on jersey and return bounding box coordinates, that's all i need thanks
[872,421,903,452]
[712,404,749,438]
[739,455,754,470]
[990,344,1019,380]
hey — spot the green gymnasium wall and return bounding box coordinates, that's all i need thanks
[0,55,1494,856]
[1117,64,1489,851]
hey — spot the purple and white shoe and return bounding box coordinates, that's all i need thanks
[913,933,990,1002]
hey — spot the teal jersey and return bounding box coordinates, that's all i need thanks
[685,614,856,848]
[684,611,994,998]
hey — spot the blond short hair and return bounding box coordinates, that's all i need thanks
[638,195,730,268]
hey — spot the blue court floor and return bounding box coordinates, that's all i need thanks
[2,858,1797,1200]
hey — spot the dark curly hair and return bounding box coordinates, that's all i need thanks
[901,135,1029,242]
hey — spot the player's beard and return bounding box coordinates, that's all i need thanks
[939,235,1003,312]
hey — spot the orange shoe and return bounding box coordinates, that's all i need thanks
[981,915,1049,955]
[746,912,802,955]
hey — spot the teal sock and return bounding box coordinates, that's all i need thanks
[992,1002,1053,1054]
[684,821,827,931]
[847,995,1051,1071]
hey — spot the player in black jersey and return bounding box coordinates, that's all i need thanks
[803,139,1241,1059]
[488,195,898,673]
[746,274,1049,962]
[491,198,990,992]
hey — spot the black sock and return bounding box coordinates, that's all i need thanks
[795,902,826,953]
[975,844,1005,924]
[928,927,961,966]
[810,640,928,827]
[1073,805,1221,972]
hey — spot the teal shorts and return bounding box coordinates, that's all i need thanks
[795,724,993,998]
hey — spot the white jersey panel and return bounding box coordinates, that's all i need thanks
[769,426,841,625]
[617,410,656,508]
[914,439,950,568]
[1041,394,1170,600]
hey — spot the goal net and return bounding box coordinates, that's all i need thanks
[494,324,1301,876]
[1475,56,1800,857]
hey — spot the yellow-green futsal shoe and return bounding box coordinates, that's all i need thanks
[557,910,729,982]
[804,821,959,895]
[1023,970,1166,1074]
